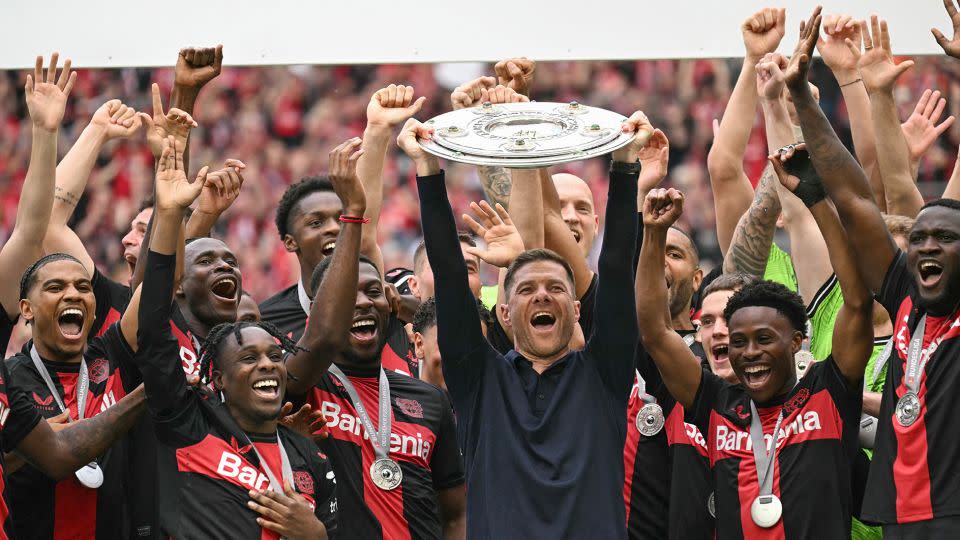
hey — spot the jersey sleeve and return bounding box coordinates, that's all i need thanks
[575,275,599,341]
[91,268,132,336]
[810,355,863,422]
[0,362,42,452]
[429,389,466,490]
[878,250,914,320]
[0,305,16,355]
[87,322,141,392]
[806,275,843,361]
[687,369,728,436]
[763,243,799,292]
[307,450,339,539]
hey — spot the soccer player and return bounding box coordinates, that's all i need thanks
[412,297,495,391]
[283,139,466,539]
[238,291,262,322]
[405,106,646,537]
[136,136,337,539]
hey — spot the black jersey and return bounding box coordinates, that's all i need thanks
[137,250,337,539]
[4,323,138,540]
[91,268,132,338]
[306,366,464,540]
[689,357,861,539]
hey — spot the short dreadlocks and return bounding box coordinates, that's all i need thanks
[197,320,304,385]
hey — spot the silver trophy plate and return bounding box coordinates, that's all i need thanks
[419,101,634,168]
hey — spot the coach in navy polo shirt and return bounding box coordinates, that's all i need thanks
[398,112,648,539]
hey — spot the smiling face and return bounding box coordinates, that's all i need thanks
[907,206,960,315]
[285,191,342,277]
[727,306,801,403]
[698,289,738,383]
[343,263,392,366]
[214,326,286,430]
[553,173,598,257]
[665,228,703,321]
[179,238,242,330]
[120,207,153,283]
[21,259,96,360]
[501,259,580,362]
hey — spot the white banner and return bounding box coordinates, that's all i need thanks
[0,0,948,68]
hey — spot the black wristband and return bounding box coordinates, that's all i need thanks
[611,160,641,175]
[781,147,826,207]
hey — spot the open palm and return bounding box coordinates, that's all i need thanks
[462,201,524,269]
[155,137,207,211]
[851,17,914,94]
[25,53,76,131]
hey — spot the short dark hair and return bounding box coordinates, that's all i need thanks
[920,198,960,215]
[669,226,700,267]
[702,272,758,299]
[20,253,85,300]
[412,296,493,334]
[413,232,478,274]
[310,254,381,298]
[723,280,808,337]
[503,248,576,297]
[274,176,335,240]
[198,321,303,385]
[138,195,155,213]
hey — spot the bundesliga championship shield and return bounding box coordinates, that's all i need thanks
[418,101,634,168]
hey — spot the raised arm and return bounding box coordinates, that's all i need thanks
[449,76,512,209]
[0,54,75,318]
[770,146,873,383]
[170,45,223,173]
[784,7,897,293]
[944,143,960,200]
[708,7,786,255]
[285,139,366,396]
[185,159,246,238]
[901,89,956,182]
[357,84,425,275]
[636,189,702,408]
[932,0,960,60]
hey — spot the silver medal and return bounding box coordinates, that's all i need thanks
[750,494,783,528]
[370,458,403,491]
[707,491,716,518]
[794,350,814,378]
[636,403,665,437]
[895,392,921,427]
[74,461,104,489]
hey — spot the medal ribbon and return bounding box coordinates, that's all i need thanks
[748,401,788,499]
[297,280,311,316]
[328,364,392,460]
[245,433,296,493]
[30,345,88,421]
[869,337,894,389]
[904,315,931,394]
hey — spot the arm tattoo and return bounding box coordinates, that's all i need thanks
[723,165,782,277]
[54,186,80,207]
[478,166,512,210]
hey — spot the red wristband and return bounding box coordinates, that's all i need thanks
[339,215,370,224]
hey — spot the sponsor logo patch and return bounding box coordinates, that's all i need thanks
[395,397,423,418]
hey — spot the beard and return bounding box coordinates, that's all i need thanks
[668,278,695,320]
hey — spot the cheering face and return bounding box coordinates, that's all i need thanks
[907,206,960,315]
[120,207,153,283]
[727,306,801,403]
[215,326,287,424]
[345,263,391,364]
[503,260,580,361]
[665,229,702,320]
[553,174,599,257]
[286,191,342,273]
[698,290,738,383]
[180,238,242,327]
[21,260,96,359]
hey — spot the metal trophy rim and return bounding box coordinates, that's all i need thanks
[417,101,635,169]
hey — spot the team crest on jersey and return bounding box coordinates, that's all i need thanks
[293,471,314,495]
[395,397,423,418]
[784,388,810,414]
[733,404,750,420]
[88,358,109,384]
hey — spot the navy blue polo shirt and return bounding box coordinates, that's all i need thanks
[417,168,639,539]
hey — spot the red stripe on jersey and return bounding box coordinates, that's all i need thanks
[665,404,708,458]
[94,308,121,337]
[253,442,285,540]
[362,438,411,540]
[0,465,7,540]
[53,478,96,540]
[381,345,413,377]
[170,321,200,377]
[735,441,786,539]
[621,374,642,525]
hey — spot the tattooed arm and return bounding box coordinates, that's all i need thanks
[478,166,513,210]
[722,164,781,277]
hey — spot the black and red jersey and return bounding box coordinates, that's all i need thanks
[863,251,960,524]
[688,356,861,539]
[4,323,139,540]
[625,331,712,540]
[137,250,338,539]
[306,365,464,540]
[92,268,132,338]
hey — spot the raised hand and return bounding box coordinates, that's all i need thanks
[25,53,76,131]
[138,83,198,159]
[494,57,536,96]
[461,200,524,268]
[478,85,529,105]
[642,188,684,229]
[155,136,208,212]
[248,482,327,540]
[933,0,960,59]
[611,110,655,163]
[328,138,366,215]
[783,6,823,90]
[367,84,426,128]
[901,89,956,163]
[768,143,826,207]
[196,159,246,216]
[816,14,862,84]
[396,118,440,175]
[756,52,788,101]
[175,45,223,89]
[451,76,497,110]
[90,100,142,141]
[278,402,329,443]
[742,7,787,60]
[848,16,914,94]
[637,128,670,192]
